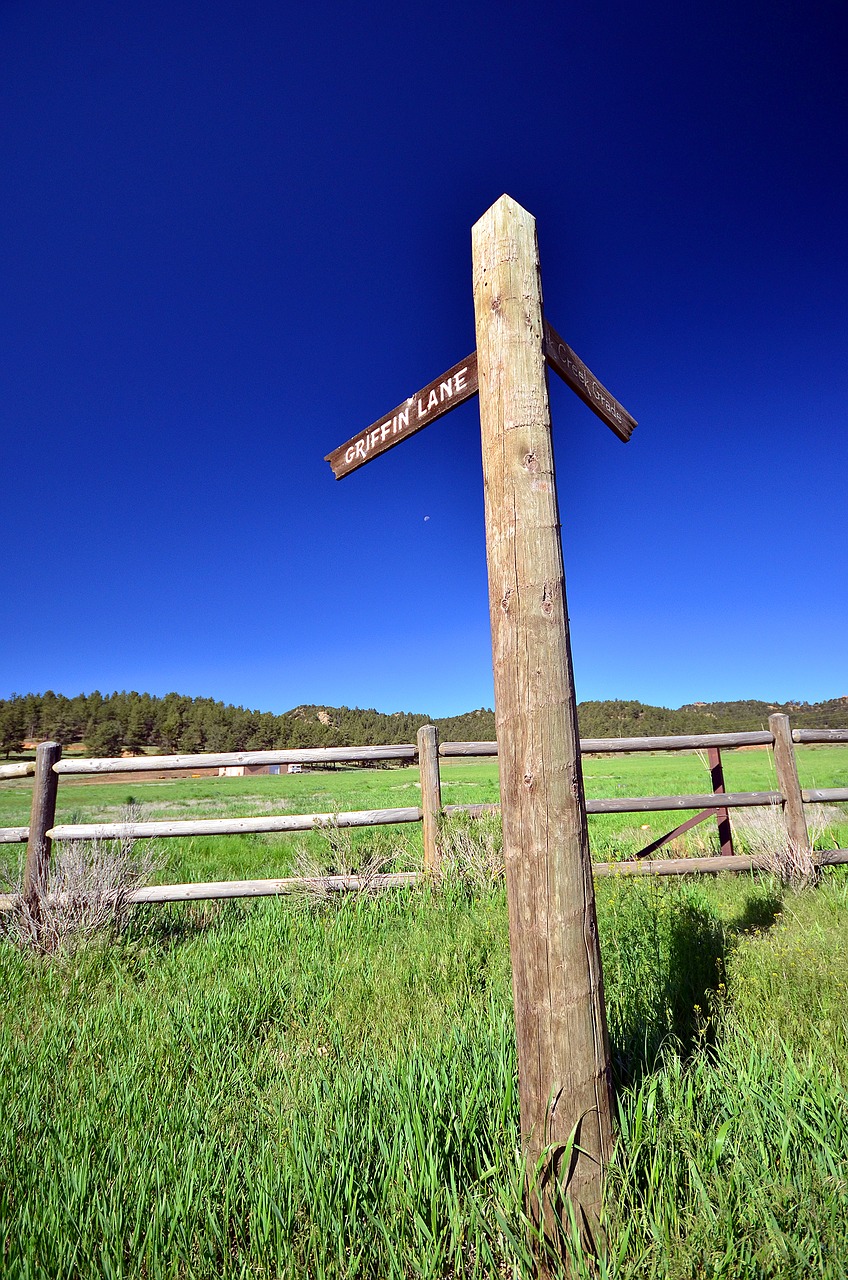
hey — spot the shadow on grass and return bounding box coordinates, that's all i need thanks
[724,887,783,934]
[125,899,250,949]
[605,882,785,1088]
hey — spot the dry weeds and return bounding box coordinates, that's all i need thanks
[1,804,159,953]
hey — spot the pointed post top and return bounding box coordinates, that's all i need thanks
[473,192,533,223]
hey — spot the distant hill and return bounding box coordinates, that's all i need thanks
[576,697,848,739]
[2,690,846,759]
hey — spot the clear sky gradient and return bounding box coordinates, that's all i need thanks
[2,0,846,716]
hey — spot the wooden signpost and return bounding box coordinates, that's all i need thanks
[324,195,637,1243]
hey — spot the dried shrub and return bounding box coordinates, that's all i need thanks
[437,811,504,888]
[1,805,159,954]
[732,803,821,889]
[288,813,400,904]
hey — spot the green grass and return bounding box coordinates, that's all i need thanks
[1,871,847,1276]
[0,753,847,1276]
[1,747,846,885]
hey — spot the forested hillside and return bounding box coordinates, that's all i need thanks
[1,691,846,759]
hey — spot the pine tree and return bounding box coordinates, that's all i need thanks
[0,700,25,758]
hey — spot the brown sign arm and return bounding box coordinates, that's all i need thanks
[324,325,635,481]
[543,320,637,443]
[325,354,478,479]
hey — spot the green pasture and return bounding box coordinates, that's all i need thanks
[1,866,847,1277]
[1,749,847,1277]
[1,747,846,885]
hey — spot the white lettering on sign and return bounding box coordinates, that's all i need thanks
[326,353,480,479]
[344,402,417,464]
[417,370,467,419]
[547,339,622,425]
[345,369,470,462]
[542,321,636,444]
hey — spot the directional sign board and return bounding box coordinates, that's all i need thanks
[325,354,478,479]
[543,321,637,442]
[325,327,634,480]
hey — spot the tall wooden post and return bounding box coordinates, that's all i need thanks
[472,196,613,1233]
[23,741,62,912]
[769,713,809,851]
[417,724,442,873]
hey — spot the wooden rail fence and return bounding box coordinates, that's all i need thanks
[1,717,846,905]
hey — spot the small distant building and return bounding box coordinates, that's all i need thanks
[218,763,289,777]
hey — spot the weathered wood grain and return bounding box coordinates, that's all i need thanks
[792,728,848,744]
[417,725,442,873]
[472,193,613,1233]
[769,713,810,851]
[55,745,416,774]
[446,792,782,815]
[439,741,499,756]
[0,827,29,844]
[708,746,734,856]
[588,791,780,812]
[0,872,422,910]
[440,730,775,756]
[47,806,422,842]
[23,742,61,910]
[127,871,421,902]
[543,321,636,442]
[0,762,35,779]
[595,849,848,877]
[325,354,478,479]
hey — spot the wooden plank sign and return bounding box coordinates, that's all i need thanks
[544,320,637,442]
[325,354,478,479]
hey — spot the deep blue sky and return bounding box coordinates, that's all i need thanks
[2,0,846,716]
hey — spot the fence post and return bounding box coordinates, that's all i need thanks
[23,741,62,911]
[417,725,442,873]
[768,713,809,851]
[707,747,734,856]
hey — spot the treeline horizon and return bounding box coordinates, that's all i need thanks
[1,690,847,759]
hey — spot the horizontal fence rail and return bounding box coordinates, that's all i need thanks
[128,871,420,902]
[0,827,30,845]
[440,730,777,756]
[3,787,841,848]
[586,791,781,813]
[53,744,417,775]
[804,787,848,803]
[4,853,848,913]
[0,723,845,900]
[593,849,848,878]
[792,729,848,744]
[47,807,422,842]
[0,762,35,780]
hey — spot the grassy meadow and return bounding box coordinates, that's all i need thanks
[1,746,846,883]
[0,749,846,1277]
